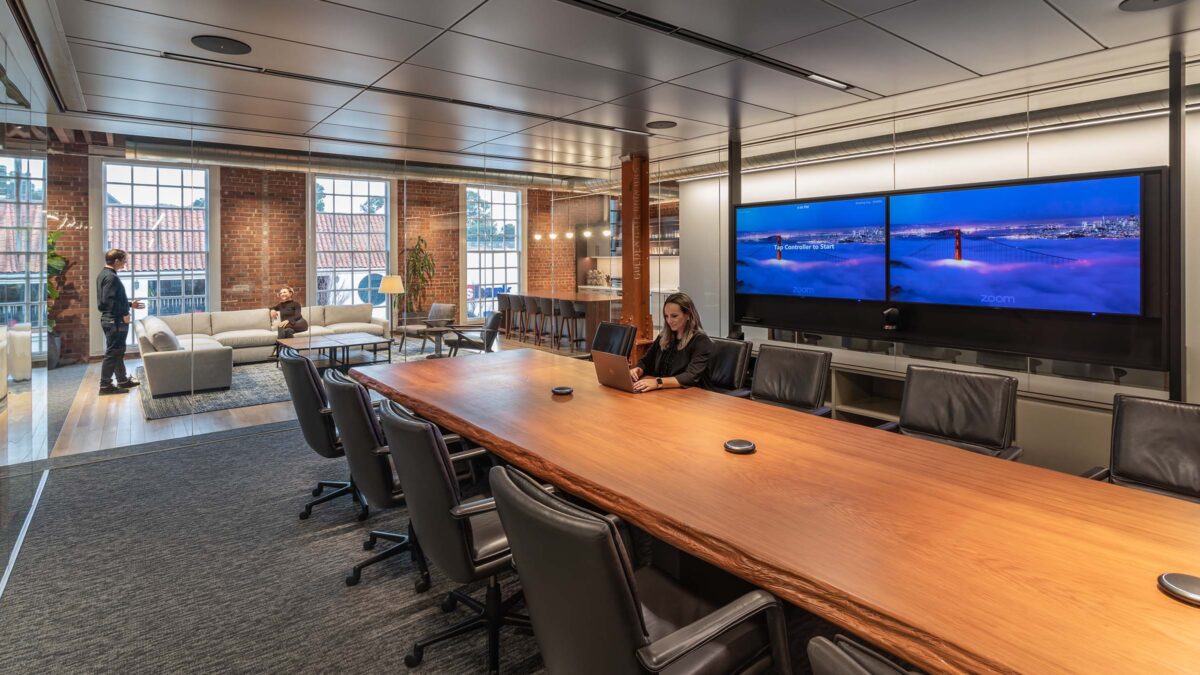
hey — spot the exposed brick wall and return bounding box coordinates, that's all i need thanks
[399,180,460,313]
[47,152,91,363]
[527,189,598,291]
[218,167,306,310]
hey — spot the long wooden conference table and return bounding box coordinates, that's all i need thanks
[351,349,1200,673]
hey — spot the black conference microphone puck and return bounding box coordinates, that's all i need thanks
[551,386,574,396]
[724,439,756,455]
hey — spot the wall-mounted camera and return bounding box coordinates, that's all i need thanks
[883,307,901,331]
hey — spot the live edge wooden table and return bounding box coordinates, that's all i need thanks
[513,289,620,348]
[350,349,1200,673]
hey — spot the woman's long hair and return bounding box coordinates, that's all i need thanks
[657,291,704,349]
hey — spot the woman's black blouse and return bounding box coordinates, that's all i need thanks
[635,333,714,389]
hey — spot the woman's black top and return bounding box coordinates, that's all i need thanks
[271,300,308,332]
[636,332,714,389]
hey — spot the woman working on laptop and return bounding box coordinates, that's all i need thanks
[628,291,714,392]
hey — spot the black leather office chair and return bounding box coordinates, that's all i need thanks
[1082,395,1200,503]
[881,365,1022,461]
[444,311,503,357]
[808,635,916,675]
[751,345,832,416]
[378,403,528,673]
[278,346,367,521]
[706,337,751,395]
[591,320,636,359]
[490,465,794,675]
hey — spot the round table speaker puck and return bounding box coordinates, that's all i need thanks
[724,439,756,455]
[1158,572,1200,607]
[551,386,574,396]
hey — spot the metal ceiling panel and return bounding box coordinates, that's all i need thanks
[79,0,441,62]
[565,104,724,140]
[470,132,623,160]
[408,32,657,102]
[84,94,317,134]
[869,0,1100,75]
[1049,0,1200,48]
[609,83,793,128]
[460,140,611,166]
[321,108,506,144]
[450,0,732,81]
[761,20,974,96]
[671,60,865,116]
[68,42,362,107]
[373,64,600,118]
[321,0,485,29]
[615,0,853,51]
[77,73,338,122]
[309,122,477,152]
[56,0,399,86]
[518,120,658,154]
[345,90,541,133]
[826,0,916,17]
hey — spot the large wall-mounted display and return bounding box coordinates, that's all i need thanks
[732,169,1167,369]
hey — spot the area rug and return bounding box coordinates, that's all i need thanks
[136,362,293,420]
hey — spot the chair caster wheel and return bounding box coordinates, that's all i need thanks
[440,595,457,613]
[415,577,431,593]
[357,508,369,522]
[311,486,323,497]
[345,574,360,587]
[363,538,376,550]
[299,511,310,520]
[405,647,423,667]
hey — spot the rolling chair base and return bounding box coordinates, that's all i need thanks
[300,480,369,521]
[405,576,530,674]
[345,524,432,592]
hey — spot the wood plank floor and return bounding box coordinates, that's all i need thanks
[1,369,48,467]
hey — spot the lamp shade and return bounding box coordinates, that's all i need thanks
[379,275,405,294]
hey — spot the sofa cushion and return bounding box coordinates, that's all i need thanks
[294,325,334,337]
[328,322,384,336]
[211,308,270,334]
[142,316,181,352]
[212,329,278,349]
[160,312,211,336]
[301,305,325,326]
[324,304,373,325]
[178,335,226,351]
[137,331,157,354]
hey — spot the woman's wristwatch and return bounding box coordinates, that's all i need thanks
[656,377,663,389]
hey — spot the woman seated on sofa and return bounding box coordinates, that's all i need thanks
[270,286,308,339]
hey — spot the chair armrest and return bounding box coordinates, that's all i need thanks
[449,446,490,463]
[996,445,1023,462]
[450,497,497,519]
[877,421,900,432]
[726,388,752,398]
[809,406,833,418]
[1081,466,1110,481]
[636,590,791,673]
[371,316,389,334]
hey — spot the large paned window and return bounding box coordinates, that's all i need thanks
[0,156,46,352]
[465,186,521,320]
[314,176,389,319]
[103,163,209,343]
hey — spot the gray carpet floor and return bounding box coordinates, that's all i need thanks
[0,424,844,674]
[46,363,88,450]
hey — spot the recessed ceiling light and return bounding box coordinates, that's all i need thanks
[646,120,677,129]
[191,35,252,55]
[614,127,652,136]
[1119,0,1186,10]
[807,73,850,90]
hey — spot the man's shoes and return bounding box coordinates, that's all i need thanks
[116,378,140,389]
[99,384,129,396]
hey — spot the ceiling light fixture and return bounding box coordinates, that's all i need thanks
[162,51,264,73]
[806,73,851,90]
[549,232,558,239]
[613,127,652,136]
[582,230,592,238]
[534,233,543,241]
[191,35,252,55]
[602,229,612,237]
[646,120,677,130]
[1118,0,1186,11]
[565,231,575,239]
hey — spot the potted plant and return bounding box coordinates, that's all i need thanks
[404,235,436,315]
[46,229,69,369]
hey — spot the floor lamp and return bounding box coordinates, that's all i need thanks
[379,275,405,334]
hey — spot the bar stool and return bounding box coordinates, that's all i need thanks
[558,300,586,352]
[537,297,557,348]
[508,294,526,342]
[496,294,511,337]
[523,295,543,343]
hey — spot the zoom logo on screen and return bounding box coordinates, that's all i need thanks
[980,294,1017,305]
[792,286,815,295]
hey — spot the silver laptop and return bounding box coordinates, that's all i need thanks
[593,350,639,393]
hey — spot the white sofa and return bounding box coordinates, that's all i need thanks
[134,304,388,397]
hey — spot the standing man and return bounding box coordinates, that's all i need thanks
[96,248,145,395]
